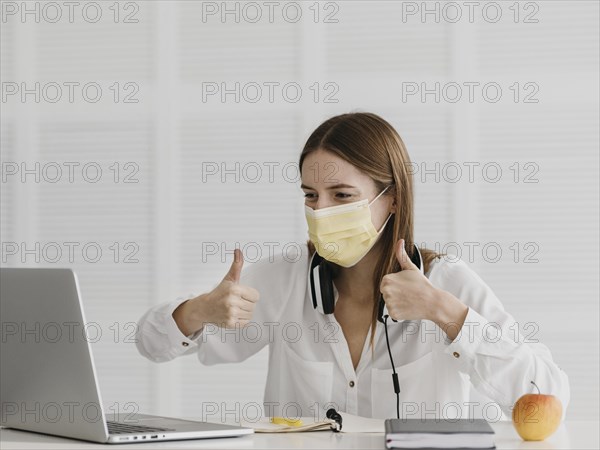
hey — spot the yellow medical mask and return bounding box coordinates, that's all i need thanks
[304,186,392,267]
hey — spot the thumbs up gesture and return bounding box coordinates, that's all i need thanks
[379,239,439,322]
[172,249,260,335]
[205,248,260,328]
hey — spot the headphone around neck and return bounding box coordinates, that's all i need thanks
[308,243,424,323]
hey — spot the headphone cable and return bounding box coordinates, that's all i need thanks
[383,315,401,419]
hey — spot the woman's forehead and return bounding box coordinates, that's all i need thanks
[301,150,371,186]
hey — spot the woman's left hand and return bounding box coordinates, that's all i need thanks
[379,239,442,322]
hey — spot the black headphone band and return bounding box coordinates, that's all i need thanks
[309,243,424,316]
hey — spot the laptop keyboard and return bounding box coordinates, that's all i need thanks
[107,420,176,435]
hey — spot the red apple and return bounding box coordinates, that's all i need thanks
[512,381,563,441]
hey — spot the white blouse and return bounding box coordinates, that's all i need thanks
[135,245,570,421]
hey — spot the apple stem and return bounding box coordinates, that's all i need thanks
[530,380,540,394]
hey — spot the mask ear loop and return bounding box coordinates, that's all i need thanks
[368,185,391,207]
[371,185,394,234]
[376,213,393,234]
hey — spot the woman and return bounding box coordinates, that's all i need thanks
[136,112,569,421]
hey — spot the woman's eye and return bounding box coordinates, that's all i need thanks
[304,193,352,200]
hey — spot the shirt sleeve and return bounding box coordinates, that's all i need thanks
[135,253,298,365]
[436,257,571,421]
[134,295,202,362]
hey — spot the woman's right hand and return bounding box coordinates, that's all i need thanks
[172,248,260,336]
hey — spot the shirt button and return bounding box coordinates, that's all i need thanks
[453,351,460,358]
[182,342,189,347]
[349,381,355,388]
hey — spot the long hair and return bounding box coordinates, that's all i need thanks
[299,112,445,350]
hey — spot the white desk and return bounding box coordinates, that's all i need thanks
[1,420,598,449]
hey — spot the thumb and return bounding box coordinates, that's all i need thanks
[223,248,244,283]
[396,239,418,271]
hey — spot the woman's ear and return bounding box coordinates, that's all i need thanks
[388,185,397,211]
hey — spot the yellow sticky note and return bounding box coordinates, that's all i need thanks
[270,417,303,427]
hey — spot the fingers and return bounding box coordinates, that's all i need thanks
[228,284,259,302]
[222,302,254,327]
[240,286,260,302]
[221,287,259,326]
[231,298,255,313]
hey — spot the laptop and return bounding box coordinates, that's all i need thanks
[0,267,254,444]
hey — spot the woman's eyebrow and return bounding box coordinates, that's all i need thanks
[300,183,358,190]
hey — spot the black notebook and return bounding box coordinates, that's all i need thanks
[385,418,495,449]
